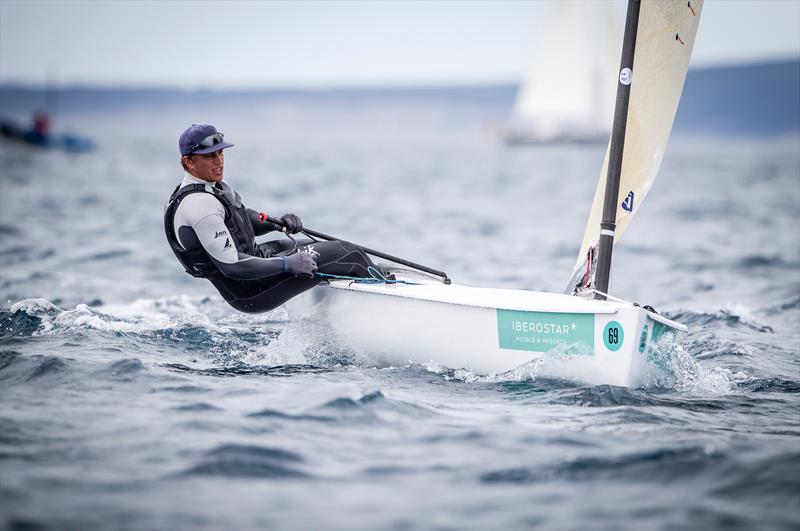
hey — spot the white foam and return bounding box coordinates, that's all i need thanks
[426,335,746,395]
[9,298,59,314]
[7,295,236,337]
[101,295,225,333]
[245,313,359,368]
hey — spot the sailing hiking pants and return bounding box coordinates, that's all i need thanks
[208,239,377,313]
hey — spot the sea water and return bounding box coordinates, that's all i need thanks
[0,93,798,530]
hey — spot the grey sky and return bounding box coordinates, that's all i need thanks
[1,0,798,88]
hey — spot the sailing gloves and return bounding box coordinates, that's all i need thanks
[283,252,317,277]
[281,213,303,234]
[250,211,303,234]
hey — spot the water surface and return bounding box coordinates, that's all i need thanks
[1,96,798,530]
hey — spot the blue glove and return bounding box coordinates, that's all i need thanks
[283,252,317,277]
[280,213,303,234]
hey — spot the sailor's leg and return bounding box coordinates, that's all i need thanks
[255,238,314,257]
[205,240,380,314]
[297,240,378,278]
[208,273,322,313]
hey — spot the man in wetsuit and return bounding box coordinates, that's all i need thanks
[164,123,380,313]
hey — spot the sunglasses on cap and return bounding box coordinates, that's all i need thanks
[188,132,225,153]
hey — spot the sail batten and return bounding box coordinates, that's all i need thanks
[569,0,704,292]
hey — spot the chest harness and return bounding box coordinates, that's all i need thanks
[164,182,257,278]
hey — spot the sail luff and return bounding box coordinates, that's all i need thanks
[595,0,642,298]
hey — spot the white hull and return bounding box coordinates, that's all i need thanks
[319,279,685,387]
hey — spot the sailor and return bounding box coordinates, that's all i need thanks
[32,112,51,138]
[164,124,381,313]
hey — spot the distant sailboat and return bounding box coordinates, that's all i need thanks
[506,1,622,144]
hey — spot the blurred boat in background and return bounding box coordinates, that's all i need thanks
[505,1,621,145]
[0,111,94,153]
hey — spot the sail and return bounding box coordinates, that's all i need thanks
[509,1,621,143]
[571,0,703,287]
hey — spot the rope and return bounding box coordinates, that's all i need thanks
[579,289,632,305]
[269,221,424,285]
[315,266,418,286]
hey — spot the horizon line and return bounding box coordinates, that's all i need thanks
[1,56,797,93]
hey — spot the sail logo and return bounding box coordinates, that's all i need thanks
[497,310,594,354]
[621,191,635,213]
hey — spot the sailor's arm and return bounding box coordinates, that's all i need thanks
[180,195,313,279]
[246,208,304,235]
[247,208,281,236]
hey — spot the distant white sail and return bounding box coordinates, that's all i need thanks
[508,1,621,143]
[571,0,704,289]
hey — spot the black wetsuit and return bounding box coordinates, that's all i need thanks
[164,173,377,313]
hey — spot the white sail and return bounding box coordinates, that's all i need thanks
[508,1,621,143]
[571,0,704,288]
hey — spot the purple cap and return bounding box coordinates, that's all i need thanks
[178,123,234,155]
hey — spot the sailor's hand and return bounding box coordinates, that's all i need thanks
[284,253,317,277]
[280,213,303,234]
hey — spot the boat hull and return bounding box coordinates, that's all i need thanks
[319,280,684,387]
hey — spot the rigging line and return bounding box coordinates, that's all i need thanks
[315,272,418,286]
[579,289,632,305]
[300,229,321,243]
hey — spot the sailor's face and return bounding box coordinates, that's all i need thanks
[183,150,224,182]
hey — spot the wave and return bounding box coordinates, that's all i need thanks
[0,352,155,390]
[246,409,335,423]
[157,384,212,393]
[481,445,725,484]
[171,402,223,412]
[0,224,20,235]
[180,443,310,479]
[735,254,798,270]
[0,350,20,371]
[162,362,331,378]
[0,245,55,266]
[92,358,145,381]
[311,389,436,424]
[0,299,59,342]
[740,377,800,394]
[673,253,799,274]
[25,356,70,381]
[245,389,437,427]
[74,249,131,262]
[319,390,386,410]
[669,305,776,333]
[710,452,800,502]
[0,297,303,365]
[764,292,800,314]
[0,351,74,385]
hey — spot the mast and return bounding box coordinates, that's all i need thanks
[594,0,641,299]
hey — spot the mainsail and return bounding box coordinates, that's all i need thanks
[507,1,621,143]
[569,0,703,292]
